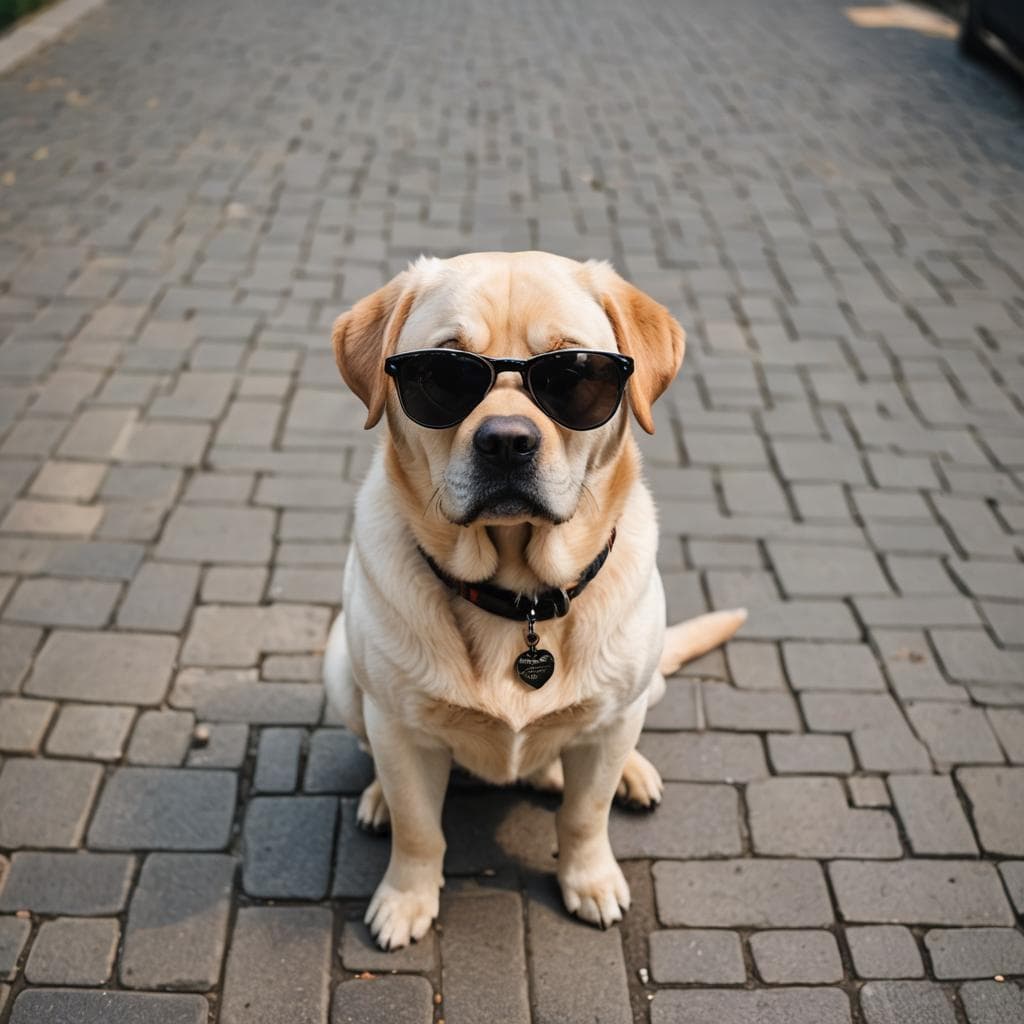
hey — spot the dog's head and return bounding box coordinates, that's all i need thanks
[332,252,684,529]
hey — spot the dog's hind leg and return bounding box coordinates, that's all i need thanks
[324,613,392,831]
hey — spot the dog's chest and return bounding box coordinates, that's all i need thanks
[416,691,603,784]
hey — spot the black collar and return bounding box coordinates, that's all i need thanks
[420,529,616,622]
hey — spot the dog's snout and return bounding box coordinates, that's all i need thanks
[472,416,540,468]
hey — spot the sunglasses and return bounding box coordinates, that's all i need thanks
[384,348,634,431]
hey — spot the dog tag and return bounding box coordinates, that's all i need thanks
[517,605,554,688]
[516,647,555,688]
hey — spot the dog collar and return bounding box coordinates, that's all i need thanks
[419,529,617,623]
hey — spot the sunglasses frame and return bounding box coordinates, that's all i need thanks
[384,348,635,431]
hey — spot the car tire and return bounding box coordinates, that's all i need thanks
[958,0,987,59]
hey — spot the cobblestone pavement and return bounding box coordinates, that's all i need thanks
[0,0,1023,1021]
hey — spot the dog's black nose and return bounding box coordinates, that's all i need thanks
[473,416,540,467]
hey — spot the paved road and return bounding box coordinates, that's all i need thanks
[1,0,1023,1021]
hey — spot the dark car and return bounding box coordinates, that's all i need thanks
[960,0,1024,67]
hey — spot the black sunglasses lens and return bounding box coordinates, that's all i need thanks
[528,351,626,429]
[393,352,492,428]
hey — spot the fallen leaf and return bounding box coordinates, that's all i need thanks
[1,171,14,186]
[32,146,48,161]
[146,97,160,109]
[65,90,90,107]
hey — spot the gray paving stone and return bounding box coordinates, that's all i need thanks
[117,562,199,631]
[126,709,195,765]
[849,776,891,807]
[643,678,700,729]
[0,759,102,848]
[654,859,833,927]
[332,977,434,1024]
[181,603,329,665]
[0,853,135,915]
[45,539,146,580]
[201,565,267,602]
[859,981,958,1024]
[253,727,304,792]
[174,676,324,724]
[242,796,337,899]
[770,542,889,596]
[783,641,887,691]
[186,722,248,767]
[0,624,41,693]
[736,599,860,640]
[9,990,208,1024]
[30,461,106,501]
[959,980,1024,1024]
[113,421,210,466]
[801,693,931,771]
[856,596,981,628]
[101,466,182,504]
[767,733,854,774]
[651,988,852,1024]
[24,917,119,985]
[874,629,969,701]
[0,697,55,753]
[121,853,235,991]
[220,907,332,1024]
[830,860,1014,926]
[88,768,237,850]
[0,916,30,980]
[846,925,924,979]
[648,928,745,984]
[998,862,1024,915]
[268,567,343,603]
[155,505,274,564]
[931,630,1024,685]
[525,877,631,1023]
[331,798,389,898]
[46,704,135,761]
[611,782,741,858]
[908,704,1005,766]
[4,578,120,628]
[339,918,437,973]
[303,729,374,793]
[925,927,1024,980]
[958,768,1024,856]
[1,498,103,537]
[748,776,900,857]
[701,683,800,731]
[638,732,767,782]
[889,774,979,855]
[25,630,178,704]
[750,928,843,984]
[441,891,530,1024]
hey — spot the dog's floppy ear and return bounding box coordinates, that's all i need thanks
[331,272,417,429]
[589,262,685,434]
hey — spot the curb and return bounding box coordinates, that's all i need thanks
[0,0,106,77]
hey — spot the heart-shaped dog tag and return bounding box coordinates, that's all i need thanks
[515,648,555,688]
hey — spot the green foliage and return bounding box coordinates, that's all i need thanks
[1,0,52,32]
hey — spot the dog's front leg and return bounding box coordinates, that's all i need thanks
[363,696,451,950]
[557,699,646,928]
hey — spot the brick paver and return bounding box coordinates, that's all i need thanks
[0,0,1022,1020]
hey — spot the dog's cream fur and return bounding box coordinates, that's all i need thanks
[324,252,746,949]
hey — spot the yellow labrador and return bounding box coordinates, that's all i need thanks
[324,252,745,949]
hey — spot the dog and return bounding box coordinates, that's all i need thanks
[323,251,746,950]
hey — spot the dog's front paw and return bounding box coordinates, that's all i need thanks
[558,851,630,929]
[365,878,440,950]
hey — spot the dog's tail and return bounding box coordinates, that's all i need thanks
[658,608,748,677]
